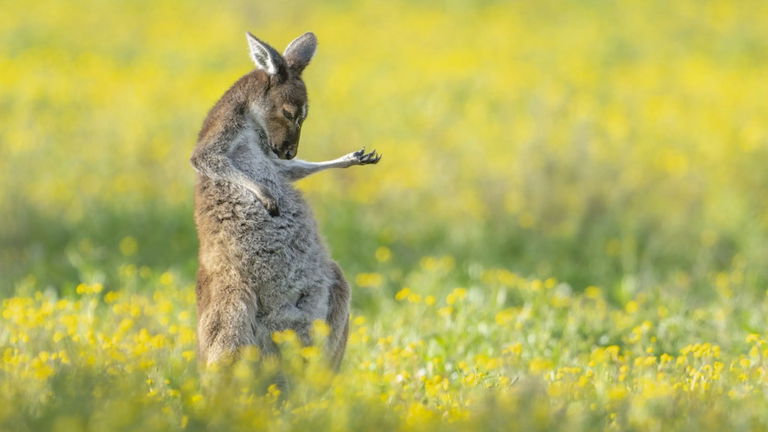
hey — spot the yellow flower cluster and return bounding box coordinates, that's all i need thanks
[0,262,765,430]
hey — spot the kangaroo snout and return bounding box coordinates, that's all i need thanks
[271,141,296,160]
[280,141,296,160]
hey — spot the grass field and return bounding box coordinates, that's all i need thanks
[2,0,768,430]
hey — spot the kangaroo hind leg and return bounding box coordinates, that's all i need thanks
[198,291,260,366]
[326,262,351,370]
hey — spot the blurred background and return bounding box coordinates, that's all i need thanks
[1,0,767,307]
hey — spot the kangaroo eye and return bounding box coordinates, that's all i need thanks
[282,108,295,120]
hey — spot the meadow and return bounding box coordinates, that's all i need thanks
[1,0,768,430]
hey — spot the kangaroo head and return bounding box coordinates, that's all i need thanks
[246,32,317,160]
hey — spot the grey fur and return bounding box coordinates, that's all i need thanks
[191,32,380,370]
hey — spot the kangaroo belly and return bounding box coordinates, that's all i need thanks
[194,178,333,321]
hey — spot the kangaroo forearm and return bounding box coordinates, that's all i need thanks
[277,157,352,181]
[223,165,272,200]
[191,148,277,213]
[277,149,381,181]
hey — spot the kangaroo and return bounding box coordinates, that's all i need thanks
[191,31,380,369]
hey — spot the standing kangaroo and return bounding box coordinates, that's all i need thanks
[191,31,380,369]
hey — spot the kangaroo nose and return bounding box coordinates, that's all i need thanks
[282,141,294,159]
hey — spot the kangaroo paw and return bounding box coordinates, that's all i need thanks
[352,148,381,165]
[261,195,280,217]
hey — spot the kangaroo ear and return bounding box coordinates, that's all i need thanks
[246,32,285,77]
[283,32,317,74]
